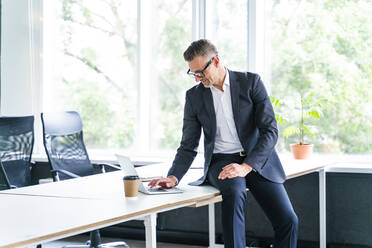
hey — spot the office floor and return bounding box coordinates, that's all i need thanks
[42,234,206,248]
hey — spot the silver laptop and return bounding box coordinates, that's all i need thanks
[116,154,183,195]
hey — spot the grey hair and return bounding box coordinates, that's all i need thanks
[183,39,218,61]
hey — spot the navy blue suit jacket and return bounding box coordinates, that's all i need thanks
[167,70,286,185]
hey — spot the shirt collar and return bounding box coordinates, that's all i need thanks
[223,68,230,88]
[212,68,229,92]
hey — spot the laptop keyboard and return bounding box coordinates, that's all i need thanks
[147,187,169,192]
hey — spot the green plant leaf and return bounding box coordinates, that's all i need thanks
[301,125,316,136]
[276,115,287,124]
[305,110,320,119]
[270,96,280,107]
[283,126,299,137]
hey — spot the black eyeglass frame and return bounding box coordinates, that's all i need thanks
[187,56,215,78]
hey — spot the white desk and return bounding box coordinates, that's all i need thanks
[0,163,208,199]
[317,162,372,248]
[0,190,221,248]
[0,166,220,248]
[282,160,372,248]
[3,160,367,248]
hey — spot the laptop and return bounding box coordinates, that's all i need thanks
[116,154,183,195]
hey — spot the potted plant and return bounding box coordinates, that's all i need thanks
[282,92,325,159]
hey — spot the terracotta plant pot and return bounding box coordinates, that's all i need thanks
[290,144,314,159]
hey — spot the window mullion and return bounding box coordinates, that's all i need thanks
[192,0,206,40]
[247,0,256,73]
[136,0,152,153]
[199,0,206,39]
[29,0,43,154]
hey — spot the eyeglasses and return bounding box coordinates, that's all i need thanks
[187,57,215,79]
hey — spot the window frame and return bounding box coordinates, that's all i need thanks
[1,0,256,157]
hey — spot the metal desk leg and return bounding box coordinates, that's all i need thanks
[319,169,326,248]
[208,203,216,248]
[144,213,157,248]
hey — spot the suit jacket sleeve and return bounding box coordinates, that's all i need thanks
[243,74,278,170]
[167,91,202,182]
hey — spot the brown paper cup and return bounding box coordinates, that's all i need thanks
[123,176,139,197]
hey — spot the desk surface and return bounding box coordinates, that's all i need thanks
[0,169,220,248]
[325,162,372,173]
[0,163,207,199]
[2,159,369,248]
[0,160,327,199]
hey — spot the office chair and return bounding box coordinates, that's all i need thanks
[41,111,130,248]
[0,116,42,248]
[0,116,34,190]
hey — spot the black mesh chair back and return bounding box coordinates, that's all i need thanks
[41,111,130,248]
[41,111,99,180]
[0,116,34,190]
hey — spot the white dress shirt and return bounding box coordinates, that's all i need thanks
[211,70,244,154]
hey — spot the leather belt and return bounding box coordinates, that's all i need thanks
[213,151,246,157]
[238,151,246,157]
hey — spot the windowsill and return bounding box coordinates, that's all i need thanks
[32,151,372,168]
[32,153,173,166]
[278,152,372,165]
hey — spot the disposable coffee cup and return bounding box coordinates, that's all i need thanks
[123,175,139,197]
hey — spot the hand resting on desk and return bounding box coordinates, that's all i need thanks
[148,176,178,189]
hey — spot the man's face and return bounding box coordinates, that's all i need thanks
[187,55,217,88]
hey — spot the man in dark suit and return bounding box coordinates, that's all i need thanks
[149,39,298,248]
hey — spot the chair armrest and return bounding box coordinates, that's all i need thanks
[102,163,121,170]
[93,163,121,173]
[30,160,36,170]
[0,184,17,189]
[0,160,11,189]
[51,169,80,181]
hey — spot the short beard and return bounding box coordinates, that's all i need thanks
[202,81,213,88]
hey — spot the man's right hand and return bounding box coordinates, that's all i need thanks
[148,176,177,189]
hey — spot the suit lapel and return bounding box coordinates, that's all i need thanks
[229,70,241,137]
[203,88,216,135]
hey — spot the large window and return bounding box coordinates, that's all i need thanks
[266,0,372,153]
[3,0,369,156]
[206,0,248,71]
[148,1,192,152]
[44,0,192,154]
[44,0,138,151]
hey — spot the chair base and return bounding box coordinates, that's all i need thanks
[62,241,130,248]
[62,230,130,248]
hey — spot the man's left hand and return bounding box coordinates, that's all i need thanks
[218,163,253,180]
